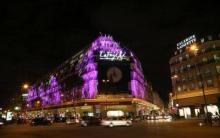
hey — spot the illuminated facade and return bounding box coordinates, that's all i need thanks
[27,35,158,117]
[170,34,220,118]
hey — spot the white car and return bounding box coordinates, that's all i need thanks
[66,117,80,125]
[101,117,132,127]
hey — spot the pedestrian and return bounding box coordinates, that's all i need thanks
[207,112,213,126]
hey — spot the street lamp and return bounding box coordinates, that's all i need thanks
[189,44,208,122]
[175,103,179,107]
[189,44,199,52]
[23,84,29,90]
[36,100,40,106]
[102,79,109,115]
[21,83,29,112]
[171,75,178,108]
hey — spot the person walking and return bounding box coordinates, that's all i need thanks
[207,112,213,126]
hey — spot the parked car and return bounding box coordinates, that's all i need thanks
[17,118,27,125]
[133,116,142,122]
[80,116,101,127]
[66,117,80,125]
[101,117,132,127]
[163,115,172,121]
[53,117,66,123]
[146,115,158,120]
[30,117,52,126]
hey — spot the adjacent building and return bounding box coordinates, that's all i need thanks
[170,34,220,118]
[145,81,164,110]
[26,35,159,118]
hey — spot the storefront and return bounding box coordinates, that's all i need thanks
[179,107,191,119]
[178,104,219,119]
[27,96,159,119]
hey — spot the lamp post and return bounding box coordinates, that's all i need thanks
[102,79,109,115]
[189,44,208,122]
[21,83,29,118]
[171,75,179,113]
[23,84,29,90]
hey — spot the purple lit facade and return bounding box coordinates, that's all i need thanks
[27,35,146,108]
[27,75,61,107]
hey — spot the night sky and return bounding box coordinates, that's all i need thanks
[0,0,219,107]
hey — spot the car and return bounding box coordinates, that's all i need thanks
[146,115,158,120]
[53,117,66,123]
[101,117,132,127]
[80,116,101,127]
[17,118,27,124]
[163,115,172,121]
[66,117,80,125]
[133,116,141,122]
[30,117,52,126]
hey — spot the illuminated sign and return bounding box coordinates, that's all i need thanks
[6,112,13,121]
[22,93,28,97]
[107,110,124,117]
[99,51,127,61]
[177,35,196,50]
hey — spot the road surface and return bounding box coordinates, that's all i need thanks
[0,120,220,138]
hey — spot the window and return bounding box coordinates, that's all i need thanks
[214,55,220,62]
[182,76,186,82]
[216,66,220,74]
[205,105,219,115]
[174,67,178,72]
[190,83,195,90]
[218,76,220,81]
[174,51,177,55]
[170,68,174,74]
[183,85,187,91]
[179,109,184,117]
[208,35,212,40]
[176,77,181,83]
[187,64,191,69]
[179,107,191,119]
[202,57,208,63]
[198,81,203,88]
[177,86,182,92]
[207,79,213,87]
[204,68,211,77]
[200,38,205,43]
[183,65,187,71]
[175,59,178,63]
[180,66,184,73]
[188,76,193,81]
[179,56,183,62]
[213,44,216,49]
[195,109,200,116]
[196,72,201,79]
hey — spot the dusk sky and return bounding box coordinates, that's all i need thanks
[0,0,219,107]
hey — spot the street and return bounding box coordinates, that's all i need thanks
[0,120,220,138]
